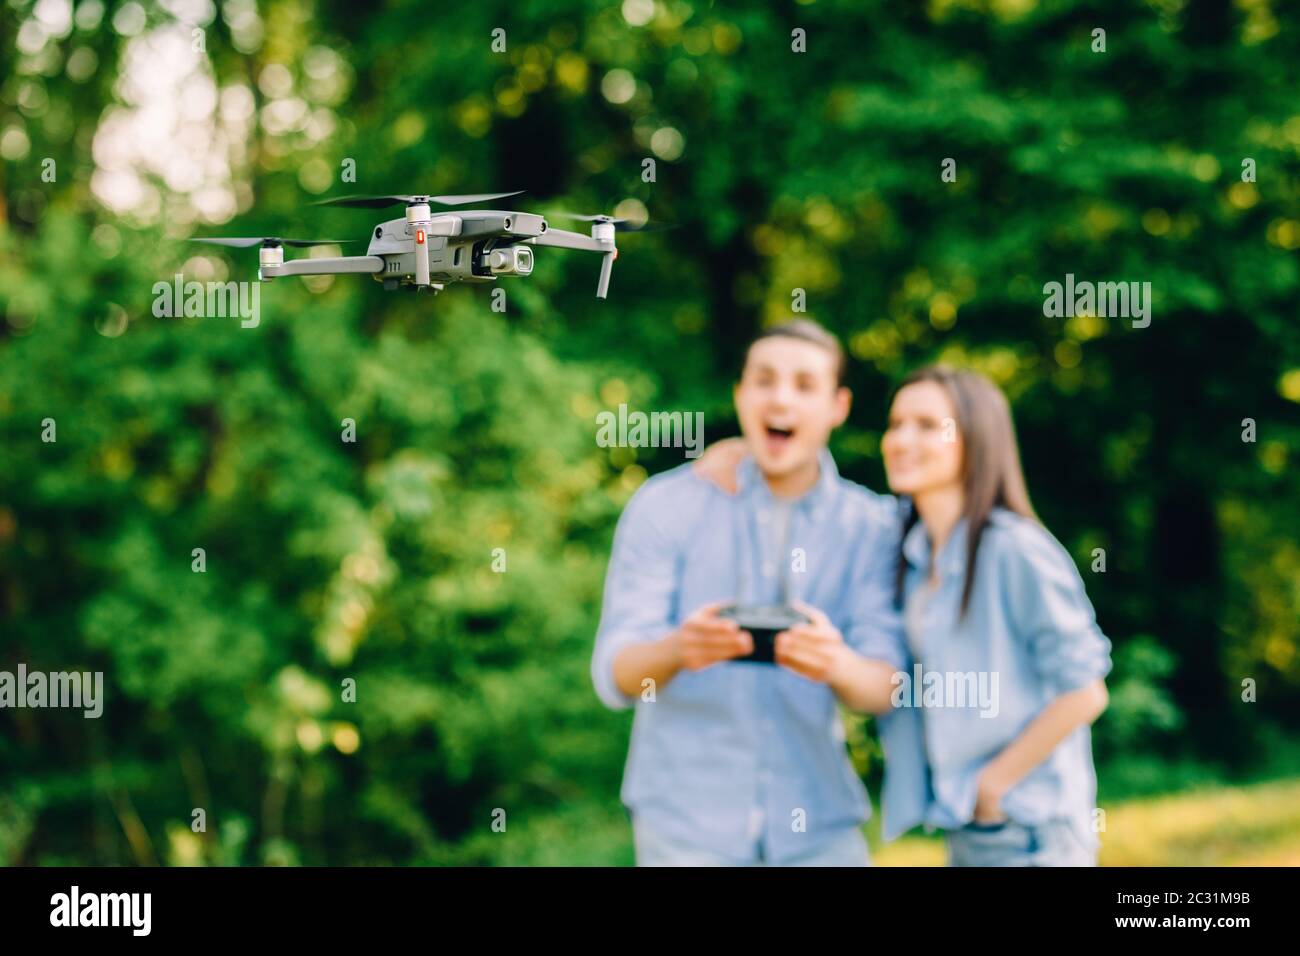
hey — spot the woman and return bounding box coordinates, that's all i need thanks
[696,364,1111,866]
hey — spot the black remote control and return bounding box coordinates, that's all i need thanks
[717,604,810,664]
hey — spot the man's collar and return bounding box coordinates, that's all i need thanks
[737,446,841,520]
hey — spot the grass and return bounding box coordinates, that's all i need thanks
[479,777,1300,865]
[871,777,1300,866]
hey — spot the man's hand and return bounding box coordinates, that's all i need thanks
[674,602,754,671]
[773,601,850,683]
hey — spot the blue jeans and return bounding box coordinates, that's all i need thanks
[633,819,870,867]
[945,818,1097,867]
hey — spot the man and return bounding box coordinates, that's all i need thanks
[591,319,905,866]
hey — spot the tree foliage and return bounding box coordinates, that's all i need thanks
[1,0,1297,864]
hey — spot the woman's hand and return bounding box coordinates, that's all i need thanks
[967,680,1109,825]
[691,437,748,495]
[972,765,1011,825]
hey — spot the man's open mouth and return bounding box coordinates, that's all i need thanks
[764,425,795,453]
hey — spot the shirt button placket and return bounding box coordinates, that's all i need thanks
[754,716,775,860]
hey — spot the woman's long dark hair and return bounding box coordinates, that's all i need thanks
[891,365,1037,619]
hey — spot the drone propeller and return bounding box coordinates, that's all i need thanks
[552,212,674,233]
[189,237,353,248]
[314,191,524,210]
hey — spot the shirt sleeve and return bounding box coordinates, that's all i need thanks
[590,482,684,711]
[998,522,1113,695]
[842,496,909,671]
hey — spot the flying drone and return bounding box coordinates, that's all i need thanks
[190,191,662,299]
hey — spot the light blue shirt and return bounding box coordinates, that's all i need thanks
[591,450,903,864]
[876,507,1113,843]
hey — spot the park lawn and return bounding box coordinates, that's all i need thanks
[872,777,1300,866]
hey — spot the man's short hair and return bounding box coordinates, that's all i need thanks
[743,318,847,387]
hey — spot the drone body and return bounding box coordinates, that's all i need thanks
[193,192,646,300]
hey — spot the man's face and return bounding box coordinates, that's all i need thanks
[734,336,850,481]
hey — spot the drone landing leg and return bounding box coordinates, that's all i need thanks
[596,251,615,299]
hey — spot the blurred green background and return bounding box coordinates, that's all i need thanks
[1,0,1297,866]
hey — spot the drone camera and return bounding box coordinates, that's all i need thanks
[485,245,533,276]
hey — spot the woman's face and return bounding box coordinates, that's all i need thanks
[882,381,964,497]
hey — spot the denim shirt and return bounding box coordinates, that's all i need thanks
[876,507,1112,842]
[591,450,904,863]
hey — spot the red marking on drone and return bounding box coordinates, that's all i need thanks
[416,229,426,244]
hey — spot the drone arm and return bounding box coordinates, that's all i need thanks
[526,228,617,298]
[261,256,386,279]
[524,228,612,254]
